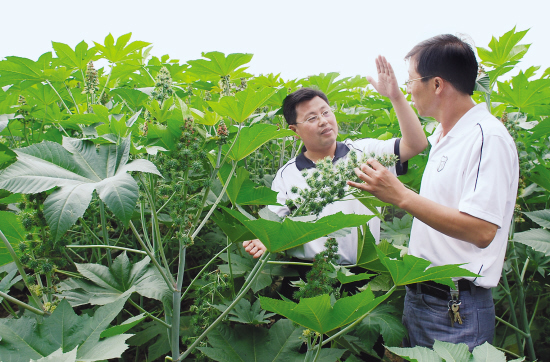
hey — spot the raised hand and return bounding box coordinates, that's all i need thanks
[366,55,402,101]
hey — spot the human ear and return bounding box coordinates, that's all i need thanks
[289,124,297,133]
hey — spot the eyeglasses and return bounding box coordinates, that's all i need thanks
[404,76,433,88]
[296,109,333,124]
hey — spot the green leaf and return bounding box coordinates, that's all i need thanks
[111,88,149,110]
[380,214,413,246]
[335,267,375,285]
[523,209,550,228]
[94,33,151,64]
[223,124,295,161]
[512,229,550,256]
[31,347,77,362]
[58,252,170,306]
[0,269,22,304]
[0,56,44,86]
[376,249,479,289]
[218,165,278,205]
[477,27,530,69]
[223,207,373,253]
[493,72,550,115]
[386,345,442,362]
[0,211,25,266]
[52,41,97,70]
[100,313,146,338]
[208,87,277,123]
[302,72,365,102]
[214,299,276,325]
[470,341,507,361]
[432,340,471,362]
[211,209,255,243]
[0,137,161,240]
[528,165,550,192]
[198,319,305,362]
[187,51,253,79]
[260,286,391,334]
[357,304,406,347]
[0,297,132,362]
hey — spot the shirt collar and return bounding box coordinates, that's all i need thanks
[296,142,350,171]
[428,103,488,146]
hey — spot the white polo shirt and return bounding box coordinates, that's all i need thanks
[269,137,407,265]
[409,103,519,288]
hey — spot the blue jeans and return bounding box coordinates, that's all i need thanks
[402,283,495,351]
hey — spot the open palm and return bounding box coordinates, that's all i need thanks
[367,55,402,101]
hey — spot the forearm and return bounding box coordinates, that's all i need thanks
[390,94,427,161]
[398,189,497,248]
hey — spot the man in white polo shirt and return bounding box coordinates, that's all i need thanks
[243,56,428,264]
[349,35,519,350]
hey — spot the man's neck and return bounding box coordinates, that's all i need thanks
[436,96,476,137]
[304,143,337,163]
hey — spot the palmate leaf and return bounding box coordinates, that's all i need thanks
[223,124,294,161]
[477,27,530,69]
[375,249,479,289]
[302,72,365,102]
[52,40,98,70]
[57,252,171,306]
[0,56,44,87]
[260,286,391,334]
[187,51,253,79]
[0,136,161,241]
[198,319,345,362]
[493,72,550,115]
[512,229,550,256]
[31,347,78,362]
[223,207,373,252]
[523,209,550,228]
[111,88,149,110]
[528,164,550,193]
[0,296,132,362]
[387,340,511,362]
[208,87,277,123]
[356,304,406,347]
[0,269,22,304]
[94,33,151,64]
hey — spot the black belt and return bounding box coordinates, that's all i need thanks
[406,280,472,300]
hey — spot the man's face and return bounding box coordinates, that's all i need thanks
[289,96,338,156]
[407,58,435,117]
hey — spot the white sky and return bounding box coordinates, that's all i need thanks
[2,0,549,83]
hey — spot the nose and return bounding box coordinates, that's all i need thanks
[318,115,328,126]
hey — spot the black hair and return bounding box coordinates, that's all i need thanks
[405,34,478,95]
[282,88,329,125]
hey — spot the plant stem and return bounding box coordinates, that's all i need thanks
[191,161,237,239]
[2,299,18,318]
[128,299,171,328]
[46,80,72,114]
[66,245,147,255]
[129,221,175,292]
[171,246,186,360]
[99,201,112,267]
[64,82,80,114]
[97,63,113,103]
[495,316,530,338]
[0,230,44,309]
[177,252,271,361]
[267,261,314,267]
[501,269,523,355]
[0,291,46,316]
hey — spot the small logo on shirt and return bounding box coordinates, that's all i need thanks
[437,156,448,172]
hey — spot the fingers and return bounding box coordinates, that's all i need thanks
[347,179,370,191]
[366,158,383,170]
[366,75,377,89]
[375,56,381,74]
[243,239,266,258]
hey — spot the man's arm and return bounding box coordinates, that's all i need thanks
[348,159,497,248]
[367,56,428,162]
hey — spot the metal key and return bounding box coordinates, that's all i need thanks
[451,303,463,325]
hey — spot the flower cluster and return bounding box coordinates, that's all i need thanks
[150,66,174,103]
[293,238,339,299]
[82,61,99,96]
[287,151,398,217]
[216,120,228,145]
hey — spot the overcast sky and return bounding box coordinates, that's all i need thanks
[2,0,549,83]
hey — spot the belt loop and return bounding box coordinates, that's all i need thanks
[416,283,421,294]
[450,280,460,301]
[469,281,476,296]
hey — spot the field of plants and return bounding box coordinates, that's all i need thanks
[0,27,548,362]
